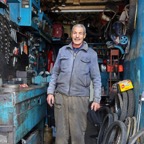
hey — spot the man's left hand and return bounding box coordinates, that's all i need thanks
[91,102,100,111]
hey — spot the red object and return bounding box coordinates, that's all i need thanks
[47,49,54,72]
[103,59,107,65]
[106,65,114,72]
[118,65,124,72]
[23,43,28,55]
[52,23,63,38]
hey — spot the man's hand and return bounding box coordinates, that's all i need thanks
[91,102,100,111]
[47,94,54,107]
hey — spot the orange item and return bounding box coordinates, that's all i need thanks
[118,65,124,72]
[106,65,114,72]
[23,42,28,55]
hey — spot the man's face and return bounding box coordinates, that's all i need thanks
[71,26,86,46]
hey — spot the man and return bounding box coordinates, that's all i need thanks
[47,24,101,144]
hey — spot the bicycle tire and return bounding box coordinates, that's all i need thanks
[127,89,135,117]
[102,120,127,144]
[115,93,123,119]
[113,112,118,121]
[129,116,137,138]
[128,128,144,144]
[120,92,128,121]
[124,117,132,142]
[97,113,114,144]
[131,116,137,137]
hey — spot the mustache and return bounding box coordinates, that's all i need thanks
[74,38,80,40]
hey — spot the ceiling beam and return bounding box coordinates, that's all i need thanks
[50,5,112,12]
[73,0,80,5]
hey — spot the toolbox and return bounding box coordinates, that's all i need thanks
[0,85,47,144]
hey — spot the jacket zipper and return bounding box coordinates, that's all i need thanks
[68,51,78,95]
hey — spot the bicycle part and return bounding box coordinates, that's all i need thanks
[120,92,128,121]
[102,120,127,144]
[122,35,131,59]
[127,89,135,117]
[131,116,137,137]
[97,113,114,144]
[124,117,132,142]
[106,41,114,49]
[115,93,123,118]
[113,112,118,121]
[119,35,128,45]
[128,128,144,144]
[112,21,126,36]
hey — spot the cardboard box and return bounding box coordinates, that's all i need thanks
[118,79,133,92]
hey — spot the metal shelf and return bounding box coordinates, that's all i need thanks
[7,0,20,3]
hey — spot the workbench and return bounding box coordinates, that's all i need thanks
[0,85,47,144]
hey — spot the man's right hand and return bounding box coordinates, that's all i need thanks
[47,94,54,107]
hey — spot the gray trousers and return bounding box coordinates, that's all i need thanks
[54,92,89,144]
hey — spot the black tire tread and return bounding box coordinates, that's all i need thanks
[102,120,127,144]
[127,89,135,117]
[120,92,128,121]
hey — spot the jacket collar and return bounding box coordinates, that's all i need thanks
[66,41,89,52]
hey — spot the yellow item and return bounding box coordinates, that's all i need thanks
[118,79,133,92]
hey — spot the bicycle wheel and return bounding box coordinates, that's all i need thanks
[128,116,137,139]
[120,92,128,121]
[124,117,132,142]
[127,89,135,117]
[128,128,144,144]
[115,93,123,119]
[97,113,114,144]
[102,120,127,144]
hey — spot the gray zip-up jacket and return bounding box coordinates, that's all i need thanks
[47,41,102,103]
